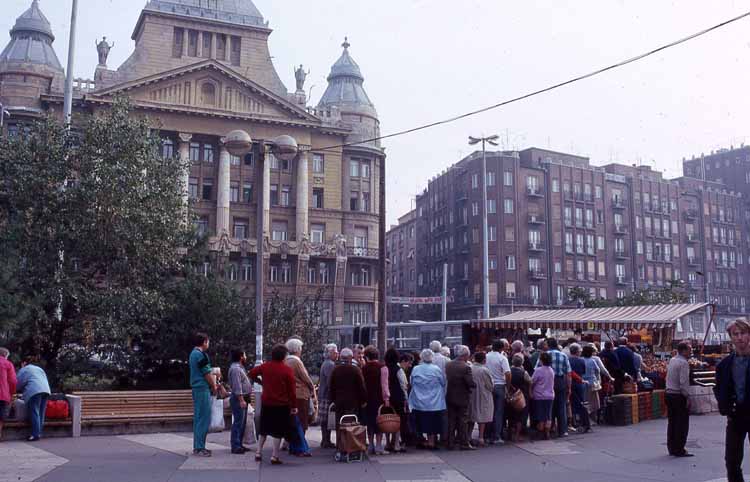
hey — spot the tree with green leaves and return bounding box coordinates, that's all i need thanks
[0,98,192,381]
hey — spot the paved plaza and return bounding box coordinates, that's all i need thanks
[0,413,744,482]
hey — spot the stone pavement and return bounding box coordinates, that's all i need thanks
[0,413,743,482]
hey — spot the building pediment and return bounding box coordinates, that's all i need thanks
[89,59,319,123]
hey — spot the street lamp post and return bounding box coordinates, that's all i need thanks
[225,131,298,365]
[469,135,499,319]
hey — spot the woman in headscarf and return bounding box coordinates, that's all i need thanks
[408,349,446,450]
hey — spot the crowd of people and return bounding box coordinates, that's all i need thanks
[189,331,658,464]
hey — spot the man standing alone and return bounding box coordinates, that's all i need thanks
[715,319,750,481]
[189,333,217,457]
[665,342,693,457]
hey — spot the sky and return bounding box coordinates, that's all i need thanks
[4,0,750,226]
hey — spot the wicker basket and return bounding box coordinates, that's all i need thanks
[376,405,401,434]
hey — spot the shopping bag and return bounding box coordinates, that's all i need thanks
[242,405,256,446]
[209,396,225,432]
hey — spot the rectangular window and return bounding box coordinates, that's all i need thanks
[243,183,253,203]
[230,154,241,166]
[233,219,248,239]
[189,142,201,162]
[597,235,605,251]
[189,177,199,199]
[487,199,497,214]
[350,191,359,211]
[488,225,497,242]
[361,161,371,179]
[280,186,291,207]
[188,30,198,57]
[216,34,226,60]
[272,221,288,241]
[230,35,241,65]
[202,178,213,200]
[313,188,324,209]
[173,28,184,58]
[362,192,371,212]
[311,223,325,244]
[244,152,253,166]
[350,160,360,178]
[595,185,602,199]
[270,185,279,206]
[504,199,514,214]
[487,172,496,186]
[230,182,239,203]
[505,227,515,242]
[506,255,516,270]
[504,171,513,187]
[202,32,212,59]
[241,260,252,282]
[203,144,214,164]
[472,202,479,217]
[506,282,516,298]
[313,154,324,173]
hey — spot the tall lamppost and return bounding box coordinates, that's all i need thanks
[225,130,298,364]
[469,135,499,319]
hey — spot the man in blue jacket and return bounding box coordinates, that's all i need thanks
[715,319,750,482]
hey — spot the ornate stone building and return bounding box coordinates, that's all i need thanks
[1,0,385,326]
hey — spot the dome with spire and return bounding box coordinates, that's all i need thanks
[318,38,377,120]
[0,0,62,71]
[144,0,267,28]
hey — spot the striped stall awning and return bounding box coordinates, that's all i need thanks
[472,303,710,331]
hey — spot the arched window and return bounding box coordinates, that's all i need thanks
[201,83,216,106]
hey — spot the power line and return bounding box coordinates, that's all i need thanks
[319,10,750,152]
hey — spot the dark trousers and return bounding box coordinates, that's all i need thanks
[486,384,506,442]
[665,393,690,455]
[571,383,590,430]
[446,403,469,448]
[26,393,48,439]
[229,396,247,450]
[726,415,750,482]
[553,376,569,437]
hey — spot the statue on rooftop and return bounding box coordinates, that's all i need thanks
[96,37,114,66]
[294,64,309,92]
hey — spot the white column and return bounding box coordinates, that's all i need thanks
[178,133,192,215]
[217,139,231,235]
[296,151,309,240]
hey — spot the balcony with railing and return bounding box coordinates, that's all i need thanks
[686,233,698,243]
[611,197,626,209]
[529,269,547,280]
[687,257,700,266]
[528,214,545,224]
[614,224,628,235]
[683,208,699,220]
[528,241,546,251]
[615,250,628,259]
[347,246,380,259]
[616,276,629,285]
[527,186,544,197]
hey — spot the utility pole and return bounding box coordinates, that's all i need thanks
[63,0,79,124]
[441,263,448,321]
[469,135,499,319]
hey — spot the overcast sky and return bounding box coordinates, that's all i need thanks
[5,0,750,225]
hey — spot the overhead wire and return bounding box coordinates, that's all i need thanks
[317,10,750,152]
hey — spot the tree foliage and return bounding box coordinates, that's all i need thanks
[0,99,329,387]
[567,281,689,309]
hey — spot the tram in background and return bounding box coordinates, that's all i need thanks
[323,320,539,353]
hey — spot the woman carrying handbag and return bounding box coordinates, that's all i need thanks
[507,354,531,442]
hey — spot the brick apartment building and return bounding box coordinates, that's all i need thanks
[385,211,419,322]
[390,147,750,328]
[1,0,385,326]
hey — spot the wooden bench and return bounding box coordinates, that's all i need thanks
[74,390,196,426]
[72,390,241,435]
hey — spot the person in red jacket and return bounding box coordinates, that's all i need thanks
[0,347,17,440]
[250,344,297,465]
